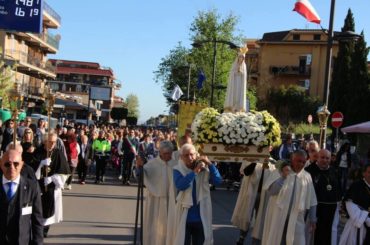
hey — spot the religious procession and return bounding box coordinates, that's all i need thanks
[1,0,370,245]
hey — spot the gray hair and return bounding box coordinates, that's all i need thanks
[159,140,174,152]
[180,143,196,156]
[292,149,307,159]
[43,130,57,143]
[307,140,320,151]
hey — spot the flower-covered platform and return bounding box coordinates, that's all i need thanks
[191,108,281,163]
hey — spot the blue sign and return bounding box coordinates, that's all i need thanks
[0,0,43,33]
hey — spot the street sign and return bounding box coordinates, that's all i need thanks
[307,114,313,124]
[331,111,344,128]
[0,0,43,33]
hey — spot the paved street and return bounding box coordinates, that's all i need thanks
[44,170,240,245]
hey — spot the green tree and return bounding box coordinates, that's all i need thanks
[154,9,243,110]
[266,85,321,124]
[0,61,15,109]
[126,94,140,119]
[329,9,356,121]
[154,43,190,105]
[346,31,370,125]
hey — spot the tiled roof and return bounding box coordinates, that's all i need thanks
[56,66,114,77]
[49,59,100,68]
[260,29,328,42]
[260,31,290,42]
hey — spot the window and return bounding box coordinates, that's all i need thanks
[293,34,300,41]
[313,34,321,40]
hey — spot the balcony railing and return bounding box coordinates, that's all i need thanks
[28,86,44,97]
[270,65,311,76]
[5,49,56,74]
[33,32,60,50]
[43,1,62,25]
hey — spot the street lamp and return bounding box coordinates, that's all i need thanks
[191,39,239,107]
[319,0,362,149]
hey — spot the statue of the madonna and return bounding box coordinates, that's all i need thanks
[224,45,248,112]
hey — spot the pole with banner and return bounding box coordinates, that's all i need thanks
[331,111,343,152]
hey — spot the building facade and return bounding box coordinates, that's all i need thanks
[47,59,121,123]
[256,29,339,101]
[0,1,61,112]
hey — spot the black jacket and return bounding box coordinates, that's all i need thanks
[0,175,43,245]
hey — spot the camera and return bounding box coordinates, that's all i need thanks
[193,159,206,171]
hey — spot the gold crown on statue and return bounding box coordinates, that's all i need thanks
[239,44,248,55]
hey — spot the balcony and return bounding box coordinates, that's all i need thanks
[4,49,56,79]
[269,65,311,76]
[43,1,61,28]
[28,86,44,97]
[12,31,60,54]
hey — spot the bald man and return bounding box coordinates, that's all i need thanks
[0,149,43,244]
[305,149,341,245]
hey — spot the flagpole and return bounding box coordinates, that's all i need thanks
[187,65,191,100]
[319,0,335,149]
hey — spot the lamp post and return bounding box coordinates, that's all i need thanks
[319,0,362,149]
[8,82,23,147]
[192,39,239,107]
[43,85,55,191]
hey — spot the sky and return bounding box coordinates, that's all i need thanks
[46,0,369,123]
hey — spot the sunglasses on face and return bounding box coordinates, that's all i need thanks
[4,161,20,168]
[25,131,32,134]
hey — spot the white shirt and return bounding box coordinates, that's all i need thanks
[339,153,348,168]
[2,175,20,194]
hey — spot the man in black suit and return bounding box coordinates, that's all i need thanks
[0,149,43,245]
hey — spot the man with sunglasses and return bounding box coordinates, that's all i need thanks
[0,149,43,244]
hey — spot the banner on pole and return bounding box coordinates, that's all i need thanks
[177,101,206,139]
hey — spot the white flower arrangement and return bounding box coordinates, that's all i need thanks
[192,108,281,147]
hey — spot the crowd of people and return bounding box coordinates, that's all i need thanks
[1,116,370,245]
[232,134,370,245]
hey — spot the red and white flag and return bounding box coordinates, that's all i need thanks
[293,0,321,24]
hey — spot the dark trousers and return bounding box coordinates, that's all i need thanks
[66,166,76,185]
[314,203,337,245]
[95,156,107,181]
[338,167,348,196]
[185,222,204,245]
[77,160,88,181]
[121,155,134,182]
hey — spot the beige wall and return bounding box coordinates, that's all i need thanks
[257,31,339,101]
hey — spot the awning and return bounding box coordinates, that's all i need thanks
[341,121,370,134]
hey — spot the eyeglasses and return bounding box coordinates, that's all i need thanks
[24,131,32,134]
[4,161,20,168]
[26,120,31,123]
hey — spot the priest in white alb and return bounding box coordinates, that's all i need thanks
[339,164,370,245]
[262,150,317,245]
[136,140,177,245]
[231,157,276,245]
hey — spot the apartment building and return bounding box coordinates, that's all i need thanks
[47,59,121,122]
[256,29,339,100]
[0,1,61,113]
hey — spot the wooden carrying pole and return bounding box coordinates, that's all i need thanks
[44,86,55,192]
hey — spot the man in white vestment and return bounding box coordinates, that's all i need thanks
[172,135,192,162]
[231,157,276,245]
[137,140,177,245]
[170,143,222,245]
[224,45,248,112]
[339,164,370,245]
[262,150,317,245]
